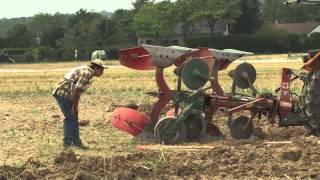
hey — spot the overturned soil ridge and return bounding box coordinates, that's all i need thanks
[1,136,320,179]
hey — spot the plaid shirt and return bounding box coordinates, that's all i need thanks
[52,66,94,98]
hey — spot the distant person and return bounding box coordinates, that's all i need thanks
[52,59,107,149]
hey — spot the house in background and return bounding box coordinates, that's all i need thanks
[138,20,229,46]
[272,21,320,36]
[309,24,320,35]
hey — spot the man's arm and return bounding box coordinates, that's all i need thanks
[71,68,93,120]
[71,88,81,120]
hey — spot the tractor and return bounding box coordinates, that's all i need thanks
[283,0,320,4]
[111,44,320,144]
[0,53,15,64]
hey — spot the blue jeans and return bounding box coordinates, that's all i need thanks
[54,95,81,146]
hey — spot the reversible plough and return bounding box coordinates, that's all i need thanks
[111,44,320,144]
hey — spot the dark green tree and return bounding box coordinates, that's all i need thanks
[93,18,107,47]
[262,0,320,23]
[107,9,136,45]
[133,1,176,44]
[233,0,263,34]
[132,0,150,13]
[190,0,241,38]
[0,17,31,38]
[277,4,320,23]
[174,0,198,40]
[28,13,68,48]
[62,9,105,59]
[262,0,281,23]
[0,37,5,48]
[6,24,34,48]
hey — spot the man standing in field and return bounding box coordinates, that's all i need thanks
[52,59,106,149]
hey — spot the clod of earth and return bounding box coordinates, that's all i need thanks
[18,170,36,179]
[279,147,302,161]
[51,114,60,118]
[74,172,100,180]
[253,127,267,139]
[79,120,90,126]
[54,150,78,164]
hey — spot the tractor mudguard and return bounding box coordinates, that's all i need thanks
[302,51,320,72]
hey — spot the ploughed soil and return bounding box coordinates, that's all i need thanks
[0,57,313,179]
[1,110,320,180]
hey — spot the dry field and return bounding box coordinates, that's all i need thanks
[1,58,320,179]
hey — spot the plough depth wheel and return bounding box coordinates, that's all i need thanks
[182,58,209,90]
[154,117,187,144]
[229,116,253,139]
[234,63,256,89]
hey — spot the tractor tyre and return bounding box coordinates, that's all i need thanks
[300,71,320,135]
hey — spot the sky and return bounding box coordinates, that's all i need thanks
[0,0,138,19]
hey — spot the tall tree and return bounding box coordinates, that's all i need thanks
[0,37,5,48]
[108,9,136,45]
[174,0,198,40]
[62,9,104,59]
[6,24,34,48]
[262,0,281,23]
[233,0,263,34]
[191,0,241,38]
[262,0,320,23]
[28,13,68,48]
[92,18,107,47]
[132,0,150,13]
[277,3,320,23]
[0,17,32,38]
[133,1,176,44]
[220,0,242,35]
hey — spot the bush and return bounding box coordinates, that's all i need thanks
[37,46,58,61]
[305,33,320,50]
[105,48,119,59]
[23,50,34,62]
[22,47,58,62]
[0,37,5,49]
[285,34,304,52]
[185,32,319,53]
[1,48,29,55]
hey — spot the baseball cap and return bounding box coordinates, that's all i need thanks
[90,59,108,68]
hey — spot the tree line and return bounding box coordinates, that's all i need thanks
[0,0,319,61]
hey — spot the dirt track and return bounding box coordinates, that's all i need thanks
[0,53,303,73]
[0,65,123,73]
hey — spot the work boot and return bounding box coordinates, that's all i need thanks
[75,143,89,150]
[63,141,89,150]
[74,140,89,150]
[63,140,73,149]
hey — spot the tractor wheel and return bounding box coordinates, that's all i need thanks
[154,117,187,144]
[229,116,253,139]
[300,71,320,134]
[184,114,207,142]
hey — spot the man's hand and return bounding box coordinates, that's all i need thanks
[72,106,79,120]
